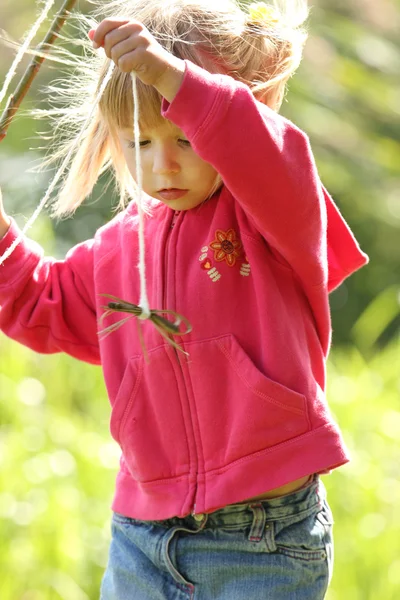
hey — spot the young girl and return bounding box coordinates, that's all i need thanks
[0,0,368,598]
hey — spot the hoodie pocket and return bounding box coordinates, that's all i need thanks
[186,334,309,470]
[109,346,190,482]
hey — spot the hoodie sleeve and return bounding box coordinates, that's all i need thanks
[0,220,100,364]
[162,61,368,292]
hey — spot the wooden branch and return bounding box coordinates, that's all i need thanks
[0,0,78,142]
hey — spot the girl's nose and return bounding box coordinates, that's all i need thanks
[152,148,180,175]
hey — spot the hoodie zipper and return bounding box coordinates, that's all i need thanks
[163,209,199,515]
[171,210,180,229]
[162,210,179,308]
[161,209,179,293]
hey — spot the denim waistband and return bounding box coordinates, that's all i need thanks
[145,474,323,530]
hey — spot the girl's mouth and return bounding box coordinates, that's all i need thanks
[157,189,188,201]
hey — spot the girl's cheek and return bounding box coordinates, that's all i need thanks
[125,155,138,177]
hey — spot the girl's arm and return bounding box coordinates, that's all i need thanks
[89,17,367,294]
[161,61,368,292]
[0,213,100,365]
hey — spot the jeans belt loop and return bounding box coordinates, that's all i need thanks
[248,503,266,542]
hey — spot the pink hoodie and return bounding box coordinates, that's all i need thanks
[0,61,368,519]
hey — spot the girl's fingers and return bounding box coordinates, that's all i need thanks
[88,17,178,86]
[108,38,141,70]
[103,25,137,60]
[88,28,102,49]
[91,18,132,50]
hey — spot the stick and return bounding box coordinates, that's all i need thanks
[0,0,78,142]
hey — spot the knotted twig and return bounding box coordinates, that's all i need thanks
[99,295,192,356]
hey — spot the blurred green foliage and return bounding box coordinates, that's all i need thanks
[1,333,399,599]
[0,0,399,599]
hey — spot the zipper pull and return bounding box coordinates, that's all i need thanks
[171,210,180,229]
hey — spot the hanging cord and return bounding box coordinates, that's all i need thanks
[131,73,150,319]
[0,0,55,107]
[0,61,115,267]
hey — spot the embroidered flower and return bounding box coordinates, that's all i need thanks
[210,229,243,267]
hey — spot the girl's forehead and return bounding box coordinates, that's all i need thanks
[120,121,184,137]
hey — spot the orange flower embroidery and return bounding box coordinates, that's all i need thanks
[210,229,243,267]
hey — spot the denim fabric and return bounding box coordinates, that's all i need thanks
[100,475,333,599]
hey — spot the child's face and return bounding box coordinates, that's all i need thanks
[118,121,219,210]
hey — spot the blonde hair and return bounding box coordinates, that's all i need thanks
[38,0,309,216]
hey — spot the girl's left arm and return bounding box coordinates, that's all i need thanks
[162,61,368,292]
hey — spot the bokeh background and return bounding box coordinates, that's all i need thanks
[0,0,399,598]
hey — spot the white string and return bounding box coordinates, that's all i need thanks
[0,0,56,107]
[0,61,115,266]
[131,73,150,320]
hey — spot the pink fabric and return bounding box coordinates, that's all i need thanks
[0,61,368,519]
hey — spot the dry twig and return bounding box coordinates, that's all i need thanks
[0,0,78,142]
[99,295,192,355]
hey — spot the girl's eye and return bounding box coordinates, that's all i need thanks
[128,140,149,149]
[127,139,190,149]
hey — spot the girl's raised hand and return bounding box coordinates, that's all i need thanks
[89,19,186,102]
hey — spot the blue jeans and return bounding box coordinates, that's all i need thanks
[100,475,333,599]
